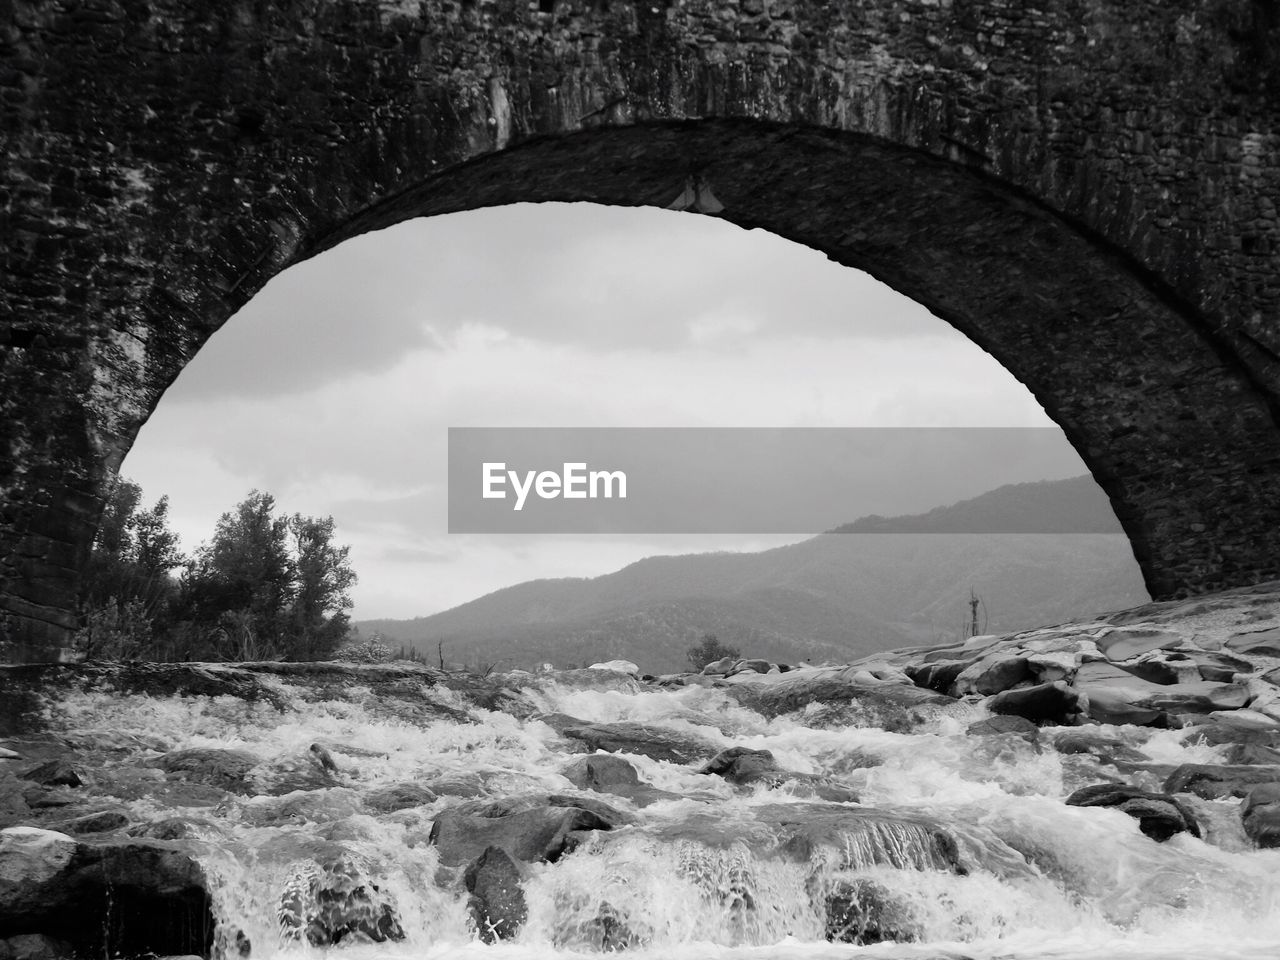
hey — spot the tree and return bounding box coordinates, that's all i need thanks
[76,478,186,659]
[686,633,740,671]
[286,513,357,659]
[178,491,356,661]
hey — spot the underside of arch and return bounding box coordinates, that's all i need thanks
[4,119,1280,653]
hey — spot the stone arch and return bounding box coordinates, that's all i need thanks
[4,0,1280,650]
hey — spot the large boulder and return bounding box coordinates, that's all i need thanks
[463,846,527,942]
[1065,784,1200,841]
[1241,783,1280,848]
[429,794,629,868]
[951,655,1030,696]
[0,827,212,958]
[905,660,971,693]
[988,681,1085,725]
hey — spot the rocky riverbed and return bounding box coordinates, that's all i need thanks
[5,583,1280,960]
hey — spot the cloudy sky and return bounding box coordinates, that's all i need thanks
[121,202,1073,620]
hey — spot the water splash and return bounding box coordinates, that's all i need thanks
[22,670,1280,960]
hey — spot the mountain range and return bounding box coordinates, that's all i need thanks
[356,475,1149,674]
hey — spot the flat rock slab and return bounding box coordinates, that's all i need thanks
[1095,628,1184,662]
[1163,763,1280,799]
[554,720,719,765]
[1226,627,1280,657]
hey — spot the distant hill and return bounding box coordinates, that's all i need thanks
[834,474,1123,533]
[357,476,1149,674]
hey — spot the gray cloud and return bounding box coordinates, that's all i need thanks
[166,204,943,401]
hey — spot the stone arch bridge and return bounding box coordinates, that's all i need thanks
[3,0,1280,651]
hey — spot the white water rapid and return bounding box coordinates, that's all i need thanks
[29,666,1280,960]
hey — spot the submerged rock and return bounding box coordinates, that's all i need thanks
[1164,763,1280,800]
[561,754,678,807]
[1050,732,1150,766]
[822,877,920,945]
[156,748,259,793]
[364,782,437,813]
[278,854,404,946]
[966,715,1040,742]
[464,845,527,942]
[553,719,719,764]
[1065,783,1200,841]
[698,747,858,802]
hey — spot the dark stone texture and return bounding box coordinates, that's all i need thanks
[428,793,627,868]
[966,714,1041,742]
[1163,763,1280,799]
[555,719,719,764]
[727,674,950,732]
[1241,782,1280,848]
[988,681,1085,725]
[822,877,920,945]
[698,746,860,801]
[560,754,678,806]
[0,831,214,959]
[20,760,80,789]
[364,782,437,814]
[463,846,527,943]
[156,748,259,794]
[6,1,1280,651]
[1065,783,1200,841]
[277,855,405,946]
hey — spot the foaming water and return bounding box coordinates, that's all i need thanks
[34,671,1280,960]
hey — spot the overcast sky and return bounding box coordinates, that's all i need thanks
[120,202,1070,620]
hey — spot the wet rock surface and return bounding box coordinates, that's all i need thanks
[3,585,1280,953]
[1065,784,1200,841]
